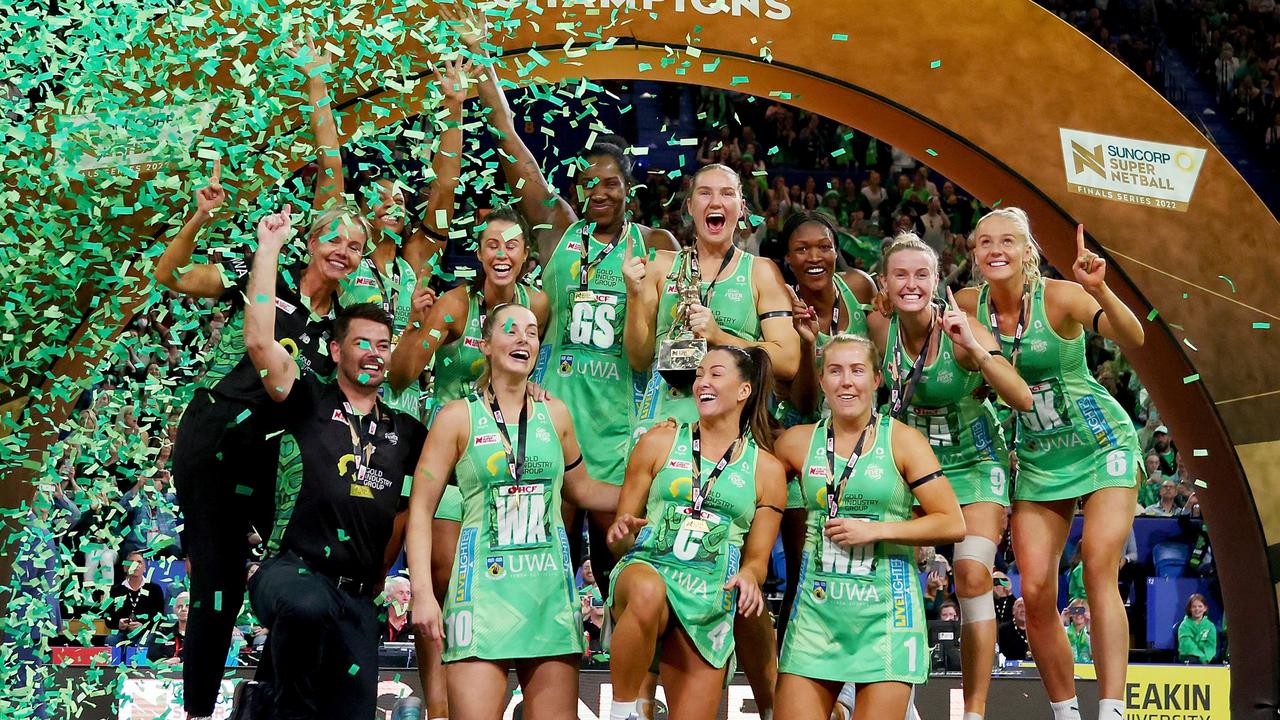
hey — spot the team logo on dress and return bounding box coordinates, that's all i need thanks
[808,466,828,478]
[865,466,884,481]
[667,459,693,470]
[474,433,500,446]
[355,276,377,287]
[486,555,505,578]
[463,336,481,349]
[558,354,574,376]
[1030,339,1049,354]
[728,472,745,488]
[812,580,828,603]
[535,427,551,443]
[1034,320,1044,330]
[890,557,914,628]
[725,288,744,302]
[937,369,954,385]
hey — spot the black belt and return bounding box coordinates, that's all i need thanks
[279,550,378,598]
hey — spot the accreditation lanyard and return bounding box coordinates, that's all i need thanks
[364,256,402,318]
[887,305,938,419]
[576,221,629,298]
[487,386,530,483]
[341,400,383,484]
[688,244,736,307]
[988,284,1029,367]
[793,284,842,335]
[689,424,740,517]
[825,416,875,520]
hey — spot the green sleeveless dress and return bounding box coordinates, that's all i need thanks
[636,250,761,428]
[778,415,929,684]
[976,280,1140,502]
[441,395,583,662]
[533,220,646,486]
[340,254,421,417]
[424,284,533,523]
[608,425,760,668]
[882,315,1009,506]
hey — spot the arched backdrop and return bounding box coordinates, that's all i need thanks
[1,1,1277,714]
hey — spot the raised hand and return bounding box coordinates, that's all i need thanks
[1072,223,1106,291]
[194,158,226,218]
[621,240,648,296]
[688,302,721,341]
[941,286,978,351]
[786,286,819,344]
[409,283,437,322]
[435,55,474,104]
[438,3,488,49]
[256,204,294,253]
[283,31,333,80]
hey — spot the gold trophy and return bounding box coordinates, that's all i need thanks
[655,247,706,391]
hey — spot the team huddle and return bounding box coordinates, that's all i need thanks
[156,11,1146,720]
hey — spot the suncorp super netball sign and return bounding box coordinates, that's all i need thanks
[1059,128,1206,212]
[489,0,791,19]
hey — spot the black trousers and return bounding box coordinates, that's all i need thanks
[248,552,380,720]
[172,390,279,716]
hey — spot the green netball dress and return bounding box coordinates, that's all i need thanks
[441,394,583,662]
[533,220,646,486]
[882,315,1009,506]
[977,280,1140,502]
[432,284,533,417]
[608,425,760,668]
[636,250,761,428]
[778,415,929,684]
[340,254,421,417]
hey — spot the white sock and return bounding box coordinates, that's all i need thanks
[610,699,639,720]
[1099,698,1125,719]
[963,713,983,720]
[1050,697,1081,720]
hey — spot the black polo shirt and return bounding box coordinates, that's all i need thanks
[270,372,426,584]
[195,252,338,404]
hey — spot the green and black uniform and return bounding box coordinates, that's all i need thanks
[977,280,1141,501]
[441,394,582,662]
[637,249,762,428]
[252,372,425,718]
[779,415,929,684]
[171,252,338,717]
[881,314,1009,506]
[609,424,760,668]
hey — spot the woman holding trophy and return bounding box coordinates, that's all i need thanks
[621,162,800,718]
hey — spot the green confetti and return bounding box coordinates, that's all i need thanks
[348,664,360,676]
[1147,309,1159,321]
[1192,449,1208,457]
[930,59,942,68]
[214,591,222,612]
[1183,338,1198,351]
[504,317,514,332]
[337,529,349,542]
[1194,479,1208,488]
[235,484,253,496]
[1183,374,1200,384]
[730,75,749,86]
[402,475,413,497]
[1252,322,1270,329]
[1217,275,1236,293]
[925,148,938,157]
[831,33,848,41]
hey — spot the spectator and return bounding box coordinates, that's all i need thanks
[1138,452,1164,508]
[1063,599,1092,663]
[923,564,954,620]
[1149,426,1177,474]
[107,551,166,648]
[992,571,1016,625]
[860,170,889,223]
[1177,593,1218,663]
[1145,480,1184,516]
[998,597,1030,661]
[939,600,960,622]
[382,576,412,642]
[919,196,951,254]
[148,592,189,665]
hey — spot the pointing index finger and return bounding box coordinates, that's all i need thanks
[1076,223,1086,256]
[211,157,222,184]
[945,286,958,310]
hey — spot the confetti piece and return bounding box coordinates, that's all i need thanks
[1218,275,1236,293]
[214,592,222,612]
[504,317,514,332]
[1183,374,1200,384]
[348,664,360,676]
[1194,479,1208,488]
[930,59,942,68]
[1252,322,1270,329]
[1193,449,1208,457]
[337,529,349,542]
[402,475,413,497]
[235,485,253,496]
[1147,309,1159,321]
[832,33,849,41]
[1183,338,1198,351]
[925,148,938,157]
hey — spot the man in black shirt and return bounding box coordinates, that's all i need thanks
[241,208,426,720]
[107,551,166,648]
[998,597,1030,662]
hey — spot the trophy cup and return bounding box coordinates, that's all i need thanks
[655,247,706,392]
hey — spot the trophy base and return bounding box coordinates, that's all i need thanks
[656,336,707,393]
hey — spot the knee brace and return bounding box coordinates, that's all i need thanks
[954,535,998,624]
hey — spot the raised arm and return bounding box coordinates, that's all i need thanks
[443,4,575,255]
[553,399,621,513]
[243,207,300,402]
[406,401,466,648]
[622,246,669,372]
[941,286,1033,412]
[405,57,470,274]
[285,36,343,211]
[387,286,463,393]
[787,286,821,417]
[1068,223,1144,349]
[694,258,801,380]
[152,159,231,298]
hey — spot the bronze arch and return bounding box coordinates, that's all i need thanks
[2,1,1277,714]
